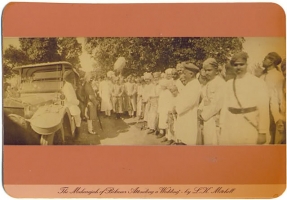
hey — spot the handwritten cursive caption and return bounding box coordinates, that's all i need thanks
[58,186,236,196]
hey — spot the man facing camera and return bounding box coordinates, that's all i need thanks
[219,52,270,145]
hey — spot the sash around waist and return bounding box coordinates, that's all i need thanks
[228,106,257,114]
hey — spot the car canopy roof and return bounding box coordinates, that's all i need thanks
[14,61,73,70]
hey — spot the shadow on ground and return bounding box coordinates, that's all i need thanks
[65,112,130,145]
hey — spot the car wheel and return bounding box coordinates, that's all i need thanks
[53,127,65,145]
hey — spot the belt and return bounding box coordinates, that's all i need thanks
[228,107,257,114]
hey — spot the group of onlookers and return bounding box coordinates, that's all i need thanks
[62,51,286,145]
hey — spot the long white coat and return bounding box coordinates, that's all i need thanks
[99,80,113,111]
[198,75,226,145]
[175,79,185,94]
[158,89,173,129]
[136,84,144,117]
[260,68,285,123]
[147,83,161,130]
[62,82,81,116]
[220,73,270,145]
[175,78,201,145]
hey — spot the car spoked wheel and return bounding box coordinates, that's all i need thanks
[53,128,65,145]
[40,133,55,145]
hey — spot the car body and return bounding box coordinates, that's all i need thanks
[3,61,79,145]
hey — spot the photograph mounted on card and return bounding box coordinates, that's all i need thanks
[2,2,286,199]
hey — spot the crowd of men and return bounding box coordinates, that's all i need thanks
[62,51,286,145]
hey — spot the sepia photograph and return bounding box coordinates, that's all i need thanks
[3,37,286,146]
[1,2,286,199]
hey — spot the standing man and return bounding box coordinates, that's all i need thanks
[125,76,137,118]
[174,62,201,145]
[82,72,99,135]
[74,69,87,121]
[260,52,285,144]
[198,58,226,145]
[99,74,113,118]
[175,63,185,93]
[62,70,82,140]
[219,52,270,145]
[146,72,162,134]
[111,76,124,119]
[141,72,153,130]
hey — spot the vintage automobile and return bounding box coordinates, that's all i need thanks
[3,61,79,145]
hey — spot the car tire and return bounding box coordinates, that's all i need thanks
[53,128,65,145]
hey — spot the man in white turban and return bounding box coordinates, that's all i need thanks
[198,58,226,145]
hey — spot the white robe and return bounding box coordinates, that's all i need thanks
[147,83,161,130]
[198,75,226,145]
[62,82,81,116]
[175,79,184,93]
[260,68,285,123]
[175,78,201,145]
[136,84,144,117]
[125,82,137,111]
[99,80,113,111]
[158,89,173,129]
[220,73,270,145]
[62,82,81,127]
[142,83,153,122]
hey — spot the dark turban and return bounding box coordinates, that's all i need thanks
[230,52,249,65]
[63,70,75,83]
[203,58,219,69]
[266,52,282,65]
[182,62,200,72]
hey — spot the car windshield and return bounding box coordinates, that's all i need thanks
[20,64,64,93]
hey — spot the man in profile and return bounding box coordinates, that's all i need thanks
[174,62,201,145]
[62,70,82,140]
[260,52,285,144]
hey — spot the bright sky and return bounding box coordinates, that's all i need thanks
[2,37,286,72]
[243,37,286,68]
[76,37,95,72]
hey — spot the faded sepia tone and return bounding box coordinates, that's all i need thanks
[3,37,286,145]
[1,3,286,200]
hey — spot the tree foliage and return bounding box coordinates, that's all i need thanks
[57,38,82,65]
[85,37,245,76]
[3,37,82,79]
[2,45,30,79]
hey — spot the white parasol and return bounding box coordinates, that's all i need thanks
[114,57,126,72]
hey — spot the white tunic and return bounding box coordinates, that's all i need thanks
[220,73,270,145]
[136,84,144,117]
[147,83,161,130]
[260,68,285,123]
[157,89,173,129]
[175,79,184,93]
[142,83,153,122]
[124,82,137,111]
[99,80,113,111]
[198,75,226,145]
[175,78,201,145]
[62,82,81,116]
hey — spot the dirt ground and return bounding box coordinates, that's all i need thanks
[64,112,166,146]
